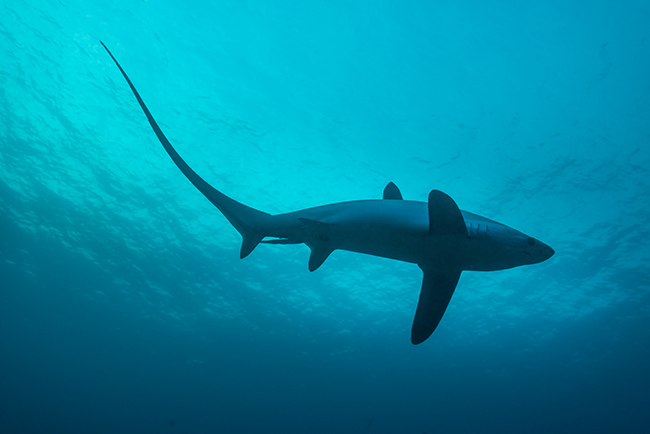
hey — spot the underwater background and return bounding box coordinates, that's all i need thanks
[1,1,649,433]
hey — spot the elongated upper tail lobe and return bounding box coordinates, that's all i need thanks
[101,41,273,257]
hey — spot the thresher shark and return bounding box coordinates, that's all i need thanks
[102,42,554,344]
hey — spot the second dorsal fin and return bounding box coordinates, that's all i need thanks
[383,182,403,200]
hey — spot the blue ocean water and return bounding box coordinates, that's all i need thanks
[1,0,649,433]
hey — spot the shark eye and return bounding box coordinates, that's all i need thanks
[527,237,536,246]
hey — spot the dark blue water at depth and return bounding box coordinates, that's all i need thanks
[1,1,649,433]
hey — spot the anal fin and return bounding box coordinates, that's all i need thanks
[411,267,462,345]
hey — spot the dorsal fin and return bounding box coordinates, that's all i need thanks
[427,190,467,236]
[383,182,403,200]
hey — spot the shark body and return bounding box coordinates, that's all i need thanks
[102,42,554,344]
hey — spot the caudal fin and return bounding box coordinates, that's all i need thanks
[101,41,272,258]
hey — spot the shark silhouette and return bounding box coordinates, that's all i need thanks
[102,42,554,344]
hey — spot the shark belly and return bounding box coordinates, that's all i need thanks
[333,222,429,264]
[275,200,436,265]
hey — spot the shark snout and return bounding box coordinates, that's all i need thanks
[538,241,555,262]
[521,240,554,264]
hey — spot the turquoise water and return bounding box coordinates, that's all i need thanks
[1,1,649,433]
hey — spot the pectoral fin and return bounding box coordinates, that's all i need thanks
[411,267,462,345]
[427,190,467,236]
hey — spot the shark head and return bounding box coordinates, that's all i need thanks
[476,222,554,270]
[460,211,554,271]
[507,230,555,266]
